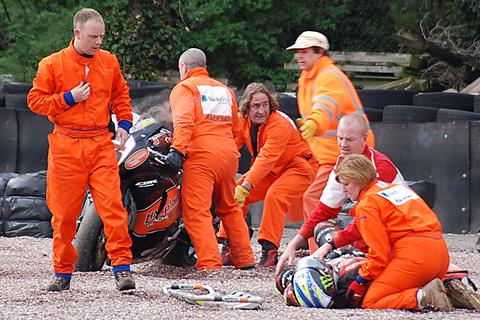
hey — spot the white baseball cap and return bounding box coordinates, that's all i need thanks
[286,31,329,51]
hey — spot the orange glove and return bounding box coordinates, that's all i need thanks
[234,185,250,208]
[296,118,317,140]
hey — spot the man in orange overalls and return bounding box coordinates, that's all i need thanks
[28,8,134,291]
[216,83,316,267]
[165,48,254,270]
[335,154,451,311]
[286,31,375,252]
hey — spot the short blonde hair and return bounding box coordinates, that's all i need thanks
[73,8,104,29]
[239,82,279,118]
[336,154,376,187]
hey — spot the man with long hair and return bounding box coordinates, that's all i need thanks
[217,82,316,267]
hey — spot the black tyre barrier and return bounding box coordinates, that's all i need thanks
[436,109,480,122]
[129,85,172,99]
[278,93,301,121]
[4,171,46,197]
[473,95,480,113]
[3,220,52,238]
[0,109,52,173]
[3,83,32,94]
[16,111,52,173]
[0,173,18,195]
[406,180,436,209]
[413,92,474,112]
[3,196,51,221]
[0,109,18,172]
[357,89,417,109]
[5,93,28,110]
[364,107,383,122]
[0,93,5,108]
[127,80,169,89]
[127,80,144,89]
[383,105,438,123]
[0,171,53,237]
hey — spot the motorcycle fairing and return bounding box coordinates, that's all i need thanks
[132,185,181,236]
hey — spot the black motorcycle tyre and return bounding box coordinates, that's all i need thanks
[74,188,197,270]
[74,197,107,272]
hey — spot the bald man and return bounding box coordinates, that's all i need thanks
[166,48,254,270]
[276,113,405,274]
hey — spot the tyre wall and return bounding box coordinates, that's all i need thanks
[244,120,480,233]
[0,109,52,173]
[1,84,480,234]
[0,171,52,237]
[371,122,471,233]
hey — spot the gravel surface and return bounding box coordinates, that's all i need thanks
[1,229,479,320]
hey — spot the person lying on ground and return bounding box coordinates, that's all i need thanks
[277,252,480,310]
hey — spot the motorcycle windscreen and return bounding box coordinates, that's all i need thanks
[133,186,181,235]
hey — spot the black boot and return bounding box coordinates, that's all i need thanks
[258,240,278,268]
[220,238,233,266]
[46,276,71,292]
[114,270,136,291]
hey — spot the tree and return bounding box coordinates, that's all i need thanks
[0,0,478,90]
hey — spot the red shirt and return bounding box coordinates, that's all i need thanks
[298,146,405,242]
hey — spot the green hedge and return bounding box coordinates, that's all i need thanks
[0,0,479,90]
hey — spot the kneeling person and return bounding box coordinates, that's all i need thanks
[333,154,451,311]
[217,83,316,267]
[277,113,404,273]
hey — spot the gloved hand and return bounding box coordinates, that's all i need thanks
[346,275,370,308]
[295,118,304,129]
[297,118,318,140]
[234,185,250,208]
[164,148,184,173]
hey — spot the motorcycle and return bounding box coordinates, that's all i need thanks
[74,117,197,271]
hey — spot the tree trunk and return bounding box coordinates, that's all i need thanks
[397,31,480,70]
[1,0,11,23]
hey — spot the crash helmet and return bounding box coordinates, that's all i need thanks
[295,256,334,274]
[292,256,336,308]
[275,268,295,295]
[283,282,299,306]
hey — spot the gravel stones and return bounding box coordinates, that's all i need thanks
[0,232,479,319]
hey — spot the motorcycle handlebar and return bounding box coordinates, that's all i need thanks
[147,147,167,165]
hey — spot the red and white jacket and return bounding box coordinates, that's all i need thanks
[298,146,405,248]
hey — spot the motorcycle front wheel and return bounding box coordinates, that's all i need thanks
[74,195,107,272]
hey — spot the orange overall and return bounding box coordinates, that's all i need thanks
[169,67,254,270]
[217,111,316,247]
[27,41,133,274]
[297,55,375,250]
[353,181,449,309]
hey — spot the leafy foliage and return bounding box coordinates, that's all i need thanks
[0,0,478,89]
[101,0,184,80]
